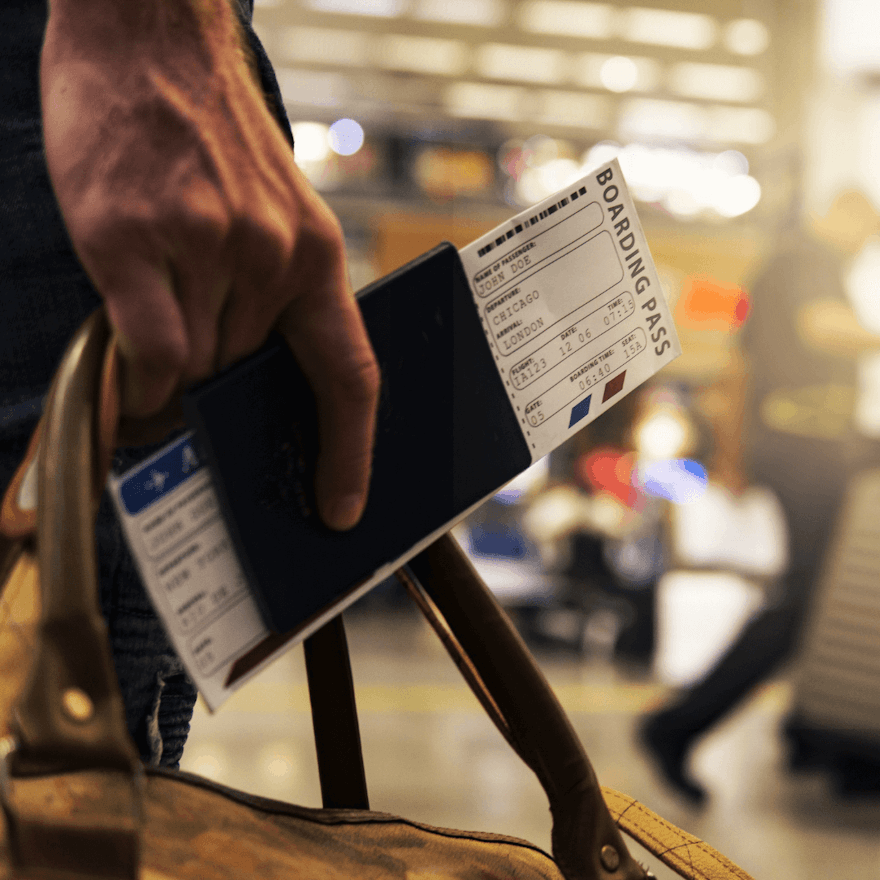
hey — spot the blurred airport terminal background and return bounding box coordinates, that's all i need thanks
[181,2,880,876]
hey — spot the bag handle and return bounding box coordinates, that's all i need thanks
[404,541,645,880]
[0,311,142,879]
[8,310,137,773]
[400,544,755,880]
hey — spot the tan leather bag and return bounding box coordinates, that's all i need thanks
[0,312,755,880]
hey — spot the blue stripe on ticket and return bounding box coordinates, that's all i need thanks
[568,395,592,427]
[117,434,204,516]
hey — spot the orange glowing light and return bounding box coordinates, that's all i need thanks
[676,275,750,331]
[577,447,644,509]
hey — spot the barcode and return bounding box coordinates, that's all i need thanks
[477,186,587,259]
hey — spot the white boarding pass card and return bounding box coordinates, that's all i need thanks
[459,158,681,462]
[108,434,272,710]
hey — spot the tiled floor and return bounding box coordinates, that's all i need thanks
[181,602,880,879]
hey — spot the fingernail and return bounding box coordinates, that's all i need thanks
[329,493,365,531]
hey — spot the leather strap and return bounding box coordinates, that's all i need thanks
[602,789,755,880]
[10,311,137,772]
[406,535,644,880]
[1,311,140,879]
[399,547,754,880]
[304,616,370,810]
[394,566,524,761]
[0,337,119,543]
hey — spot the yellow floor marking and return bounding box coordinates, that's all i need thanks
[206,680,671,717]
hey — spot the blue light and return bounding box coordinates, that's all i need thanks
[328,118,365,156]
[636,459,708,503]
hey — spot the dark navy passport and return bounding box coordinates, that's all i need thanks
[182,243,531,635]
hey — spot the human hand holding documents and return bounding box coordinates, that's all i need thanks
[109,160,681,709]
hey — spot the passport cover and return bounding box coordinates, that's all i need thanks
[182,243,531,634]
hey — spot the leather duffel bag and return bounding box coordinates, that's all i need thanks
[0,311,754,880]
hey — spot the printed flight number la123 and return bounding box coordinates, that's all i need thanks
[509,292,636,392]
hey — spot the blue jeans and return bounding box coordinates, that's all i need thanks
[0,1,292,767]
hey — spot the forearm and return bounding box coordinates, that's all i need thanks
[43,0,246,81]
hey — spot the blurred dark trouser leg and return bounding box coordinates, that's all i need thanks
[650,594,806,737]
[658,438,845,730]
[640,445,845,802]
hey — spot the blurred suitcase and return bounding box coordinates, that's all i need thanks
[787,467,880,781]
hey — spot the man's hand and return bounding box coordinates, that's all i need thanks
[40,0,379,530]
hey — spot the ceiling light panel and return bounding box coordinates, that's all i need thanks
[723,19,770,56]
[282,27,370,66]
[537,90,610,129]
[412,0,507,27]
[670,63,763,103]
[706,106,775,144]
[575,52,659,92]
[619,98,708,141]
[444,82,526,120]
[477,43,568,84]
[376,34,468,76]
[621,8,717,51]
[517,1,614,39]
[304,0,405,16]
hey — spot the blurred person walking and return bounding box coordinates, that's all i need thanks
[640,190,880,804]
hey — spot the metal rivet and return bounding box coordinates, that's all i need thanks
[62,688,94,723]
[600,845,621,872]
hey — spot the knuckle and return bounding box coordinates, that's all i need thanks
[299,208,346,261]
[232,207,296,280]
[130,329,189,376]
[183,206,232,248]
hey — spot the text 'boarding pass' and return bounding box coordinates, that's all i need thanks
[459,158,680,461]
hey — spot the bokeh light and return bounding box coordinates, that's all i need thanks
[328,117,365,156]
[291,121,330,163]
[600,56,639,93]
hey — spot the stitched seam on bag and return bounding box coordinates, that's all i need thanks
[612,793,748,878]
[604,791,751,880]
[609,797,750,880]
[283,811,562,869]
[607,791,638,824]
[148,768,558,864]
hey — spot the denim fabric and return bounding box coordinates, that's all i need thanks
[1,1,292,768]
